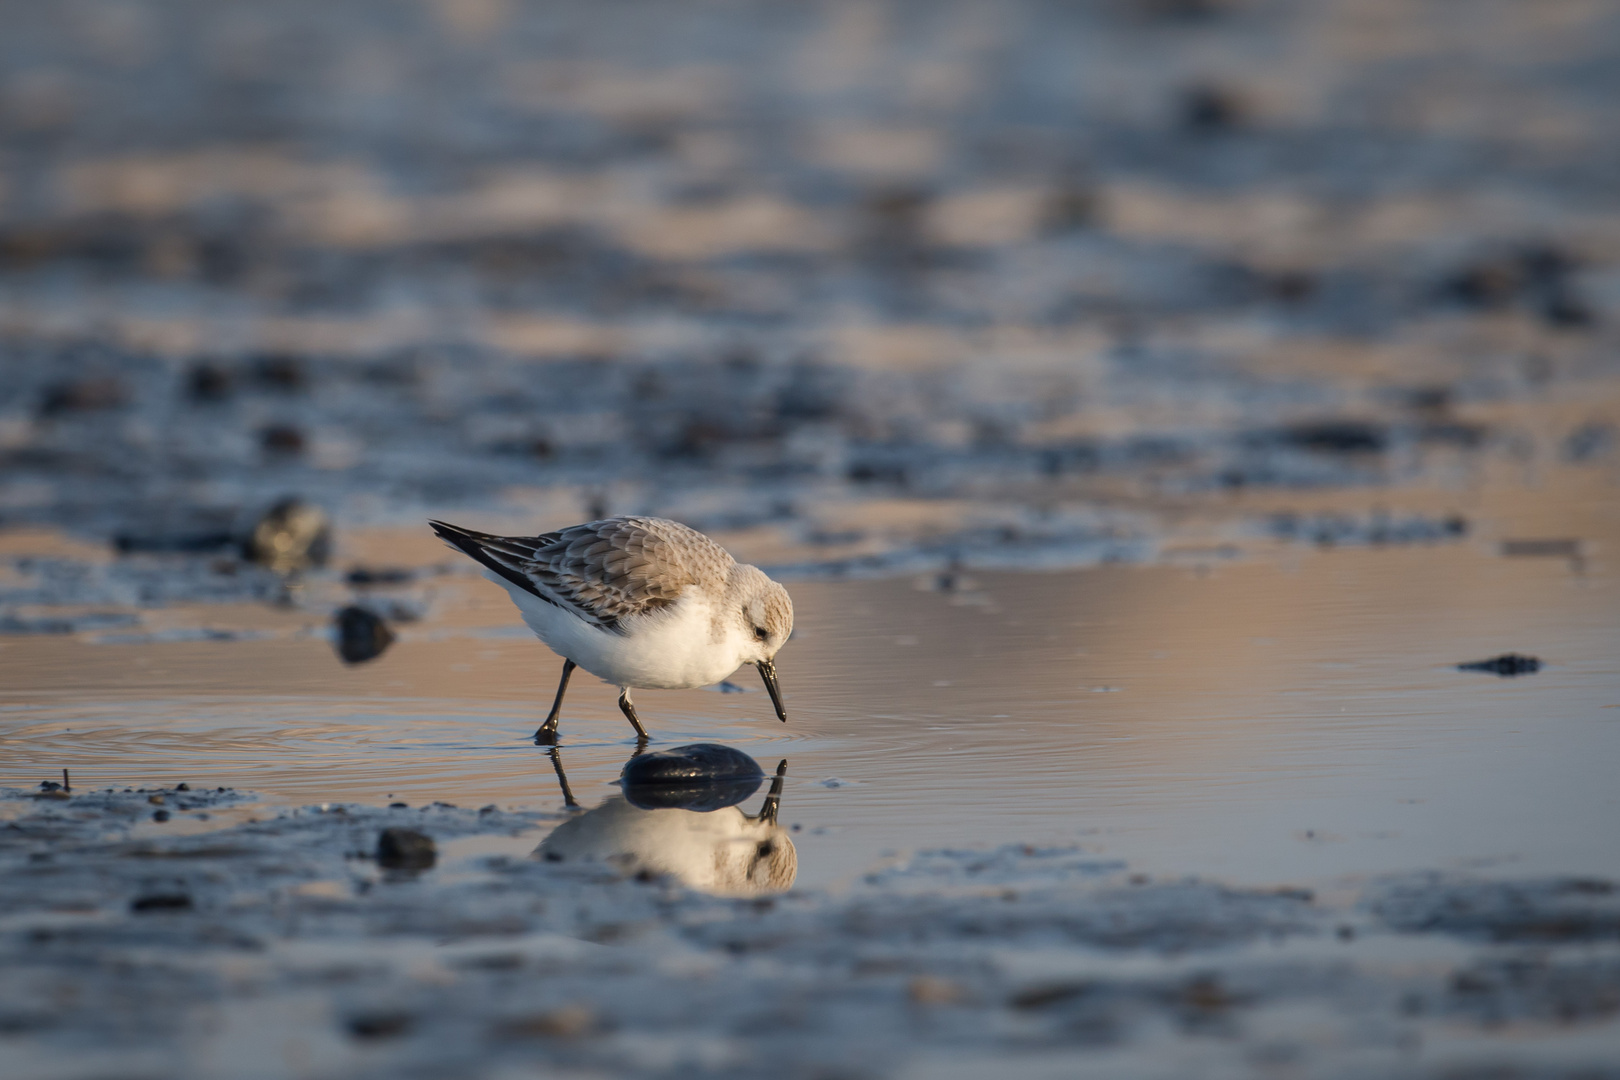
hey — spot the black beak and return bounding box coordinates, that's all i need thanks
[757,658,788,723]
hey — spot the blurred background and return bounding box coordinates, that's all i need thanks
[0,0,1616,586]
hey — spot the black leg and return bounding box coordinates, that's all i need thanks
[757,759,787,825]
[617,688,649,740]
[547,746,580,809]
[534,659,576,744]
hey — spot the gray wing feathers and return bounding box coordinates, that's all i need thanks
[437,517,733,632]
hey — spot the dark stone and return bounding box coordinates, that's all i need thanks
[114,530,238,554]
[131,893,191,912]
[846,460,908,485]
[252,354,307,392]
[38,377,128,417]
[1178,83,1245,132]
[1010,983,1093,1009]
[335,606,395,664]
[346,1012,414,1039]
[377,828,436,870]
[260,424,306,457]
[346,567,415,586]
[1274,421,1387,454]
[621,743,765,812]
[1500,539,1580,559]
[1457,653,1542,677]
[1437,243,1593,329]
[186,362,233,402]
[1042,185,1097,233]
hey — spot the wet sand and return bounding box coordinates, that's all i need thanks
[2,0,1620,1074]
[4,475,1619,1075]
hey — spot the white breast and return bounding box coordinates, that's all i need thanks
[494,574,745,690]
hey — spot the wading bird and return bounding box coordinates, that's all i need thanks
[430,516,792,742]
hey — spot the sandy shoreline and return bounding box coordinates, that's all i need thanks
[5,781,1619,1080]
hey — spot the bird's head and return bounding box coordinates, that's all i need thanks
[728,564,793,721]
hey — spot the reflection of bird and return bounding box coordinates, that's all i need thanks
[429,516,793,741]
[538,756,795,896]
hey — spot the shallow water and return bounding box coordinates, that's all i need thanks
[5,487,1615,895]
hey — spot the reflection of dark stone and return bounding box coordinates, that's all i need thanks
[1458,653,1542,677]
[622,743,765,812]
[377,828,436,870]
[244,498,331,573]
[335,606,395,664]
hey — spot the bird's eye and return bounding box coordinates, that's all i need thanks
[754,626,769,641]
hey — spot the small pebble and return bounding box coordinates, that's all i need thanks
[377,828,436,870]
[346,1012,413,1040]
[1457,653,1542,677]
[130,893,190,912]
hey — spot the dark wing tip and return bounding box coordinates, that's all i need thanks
[429,519,469,541]
[429,519,552,605]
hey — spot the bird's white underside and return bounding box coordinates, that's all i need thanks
[490,569,750,690]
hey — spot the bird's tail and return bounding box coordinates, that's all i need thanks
[428,520,549,602]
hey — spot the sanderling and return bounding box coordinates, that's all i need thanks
[429,516,793,741]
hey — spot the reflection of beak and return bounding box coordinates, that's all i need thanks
[757,658,788,723]
[758,759,787,825]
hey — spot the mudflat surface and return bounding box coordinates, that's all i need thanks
[2,0,1620,1076]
